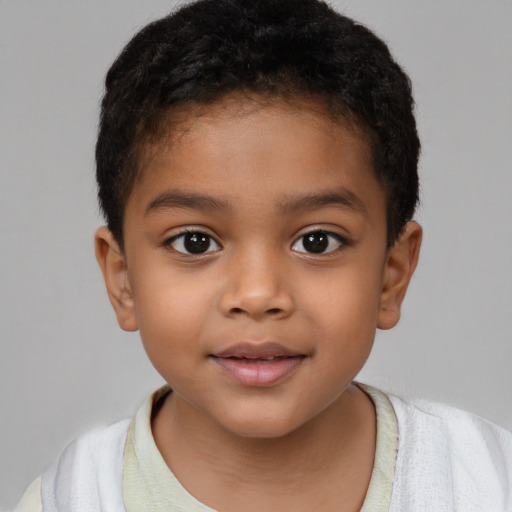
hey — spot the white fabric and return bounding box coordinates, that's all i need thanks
[17,389,512,511]
[10,385,398,512]
[388,395,512,511]
[40,419,130,512]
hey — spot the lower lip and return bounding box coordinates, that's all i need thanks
[212,356,305,387]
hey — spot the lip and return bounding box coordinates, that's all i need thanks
[210,342,306,387]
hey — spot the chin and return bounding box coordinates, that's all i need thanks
[216,410,309,440]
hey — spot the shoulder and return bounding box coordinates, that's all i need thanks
[12,418,131,512]
[390,394,512,464]
[44,417,131,486]
[62,417,132,457]
[44,418,131,512]
[388,394,512,511]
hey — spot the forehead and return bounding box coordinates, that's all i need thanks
[128,96,384,220]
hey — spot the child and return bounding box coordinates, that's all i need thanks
[12,0,512,510]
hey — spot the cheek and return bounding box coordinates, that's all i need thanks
[304,264,383,325]
[132,270,215,359]
[303,264,383,360]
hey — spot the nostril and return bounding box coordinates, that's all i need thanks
[266,308,283,315]
[230,307,244,314]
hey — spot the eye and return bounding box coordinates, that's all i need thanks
[167,231,221,255]
[291,230,346,254]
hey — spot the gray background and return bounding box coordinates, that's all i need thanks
[1,0,511,509]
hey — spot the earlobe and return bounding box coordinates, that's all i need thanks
[377,222,422,330]
[94,227,138,332]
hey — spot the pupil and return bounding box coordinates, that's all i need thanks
[303,232,328,253]
[184,233,210,254]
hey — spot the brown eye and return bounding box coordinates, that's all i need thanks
[168,232,221,255]
[303,232,329,253]
[292,231,345,254]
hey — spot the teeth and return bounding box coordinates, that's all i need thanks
[262,356,275,361]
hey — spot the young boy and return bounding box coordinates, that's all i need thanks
[12,0,512,510]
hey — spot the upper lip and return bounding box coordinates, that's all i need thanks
[211,342,304,359]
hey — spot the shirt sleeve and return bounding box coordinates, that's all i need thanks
[10,476,42,512]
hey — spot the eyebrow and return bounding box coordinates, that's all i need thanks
[145,191,230,215]
[145,188,366,216]
[277,189,367,215]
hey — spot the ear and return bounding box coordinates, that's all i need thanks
[95,227,138,332]
[377,222,422,330]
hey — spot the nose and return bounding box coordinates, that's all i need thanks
[219,250,294,321]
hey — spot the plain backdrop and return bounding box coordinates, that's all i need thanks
[1,0,511,509]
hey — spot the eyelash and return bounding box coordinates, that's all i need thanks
[164,228,348,257]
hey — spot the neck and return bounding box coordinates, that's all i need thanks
[152,383,376,512]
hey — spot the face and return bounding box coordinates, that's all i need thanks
[97,97,420,438]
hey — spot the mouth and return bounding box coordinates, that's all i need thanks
[210,342,306,387]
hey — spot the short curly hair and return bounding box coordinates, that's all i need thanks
[96,0,420,248]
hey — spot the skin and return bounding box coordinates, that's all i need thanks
[96,97,422,512]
